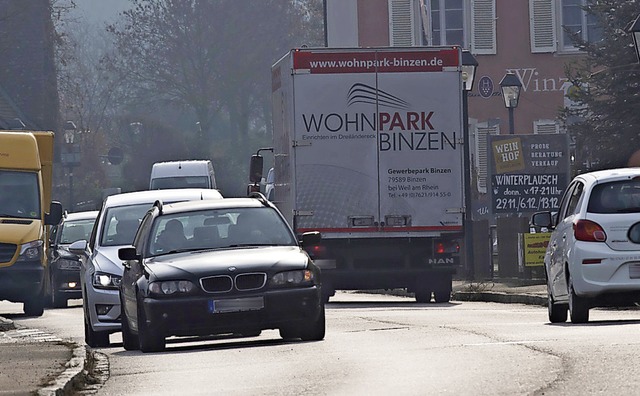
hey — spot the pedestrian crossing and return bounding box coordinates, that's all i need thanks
[0,327,62,343]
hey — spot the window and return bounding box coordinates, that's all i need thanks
[429,0,465,46]
[560,0,602,50]
[419,0,495,53]
[530,0,602,53]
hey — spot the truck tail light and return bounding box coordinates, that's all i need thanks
[435,240,460,254]
[574,220,606,242]
[307,244,327,259]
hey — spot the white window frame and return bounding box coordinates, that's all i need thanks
[558,0,601,52]
[389,0,418,46]
[423,0,469,47]
[533,120,560,134]
[475,121,500,194]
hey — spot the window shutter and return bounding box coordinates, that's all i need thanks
[389,0,416,46]
[475,122,499,193]
[534,120,560,134]
[471,0,496,54]
[529,0,556,53]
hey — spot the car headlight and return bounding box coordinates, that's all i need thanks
[92,272,122,290]
[149,280,196,296]
[270,270,315,287]
[57,259,81,270]
[17,240,43,262]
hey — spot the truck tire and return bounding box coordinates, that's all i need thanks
[23,292,45,317]
[434,290,451,303]
[415,290,431,303]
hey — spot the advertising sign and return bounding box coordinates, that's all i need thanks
[489,134,570,214]
[290,48,464,232]
[521,232,550,267]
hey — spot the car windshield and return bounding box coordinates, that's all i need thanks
[0,170,41,219]
[588,180,640,214]
[100,203,151,246]
[148,207,296,256]
[59,218,96,244]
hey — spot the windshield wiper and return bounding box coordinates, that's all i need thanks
[0,213,23,219]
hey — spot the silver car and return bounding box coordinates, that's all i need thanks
[70,189,222,347]
[532,168,640,324]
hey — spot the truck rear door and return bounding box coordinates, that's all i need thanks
[291,48,463,236]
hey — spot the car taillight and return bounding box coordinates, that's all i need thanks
[574,220,607,242]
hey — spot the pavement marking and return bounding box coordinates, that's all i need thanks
[463,340,547,346]
[2,328,62,343]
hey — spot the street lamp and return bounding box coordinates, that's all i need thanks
[499,73,522,135]
[628,14,640,62]
[462,50,478,280]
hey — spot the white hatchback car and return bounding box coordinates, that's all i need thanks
[70,189,222,347]
[532,168,640,324]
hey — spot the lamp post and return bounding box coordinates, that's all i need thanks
[499,73,522,135]
[628,14,640,62]
[462,50,478,280]
[62,121,79,211]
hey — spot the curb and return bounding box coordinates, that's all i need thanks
[37,345,89,396]
[452,291,547,306]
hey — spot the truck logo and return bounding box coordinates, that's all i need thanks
[347,83,410,110]
[427,258,455,265]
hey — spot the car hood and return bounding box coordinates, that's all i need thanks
[144,246,310,280]
[93,246,125,275]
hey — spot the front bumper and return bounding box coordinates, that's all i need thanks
[85,284,121,333]
[51,267,82,299]
[141,286,322,337]
[0,260,44,302]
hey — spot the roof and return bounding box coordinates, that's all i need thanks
[159,197,268,215]
[64,210,99,221]
[578,168,640,183]
[103,189,223,208]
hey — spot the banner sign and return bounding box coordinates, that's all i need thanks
[489,134,570,214]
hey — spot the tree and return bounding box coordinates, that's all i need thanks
[106,0,323,194]
[561,0,640,172]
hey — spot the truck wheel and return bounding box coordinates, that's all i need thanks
[434,289,451,303]
[415,290,431,303]
[23,297,44,317]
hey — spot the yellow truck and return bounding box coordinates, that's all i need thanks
[0,131,62,316]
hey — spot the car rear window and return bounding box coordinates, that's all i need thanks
[588,180,640,214]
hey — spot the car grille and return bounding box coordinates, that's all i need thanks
[0,243,17,263]
[235,273,267,291]
[200,272,267,293]
[200,275,233,293]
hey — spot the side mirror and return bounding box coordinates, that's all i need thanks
[249,154,264,184]
[45,201,63,226]
[68,239,87,256]
[301,231,322,246]
[531,212,553,229]
[118,246,140,261]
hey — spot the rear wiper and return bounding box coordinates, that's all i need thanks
[614,207,640,213]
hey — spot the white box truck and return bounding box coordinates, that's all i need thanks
[253,47,465,302]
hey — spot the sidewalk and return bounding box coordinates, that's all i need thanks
[0,279,547,395]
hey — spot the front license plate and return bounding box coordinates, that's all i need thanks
[209,297,264,314]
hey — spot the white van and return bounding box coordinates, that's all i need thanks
[149,160,217,190]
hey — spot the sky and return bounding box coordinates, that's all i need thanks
[71,0,130,25]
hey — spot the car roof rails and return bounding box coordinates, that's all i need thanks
[248,192,269,206]
[153,200,163,215]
